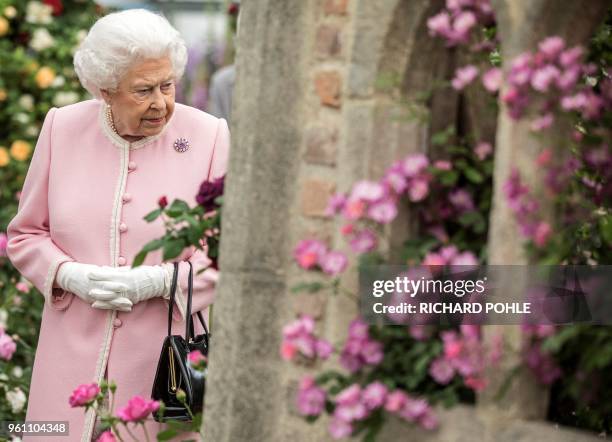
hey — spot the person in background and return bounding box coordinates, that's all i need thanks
[208,1,240,122]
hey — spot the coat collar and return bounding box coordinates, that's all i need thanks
[98,101,169,150]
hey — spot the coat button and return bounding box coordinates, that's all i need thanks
[113,318,122,328]
[128,161,137,172]
[117,256,127,266]
[119,222,128,233]
[122,193,132,203]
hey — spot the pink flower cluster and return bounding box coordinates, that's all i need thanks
[502,36,611,122]
[520,324,560,385]
[328,383,438,439]
[423,245,479,267]
[293,239,348,276]
[428,326,488,391]
[187,350,207,368]
[281,315,333,362]
[0,327,16,361]
[503,168,552,247]
[339,319,383,373]
[296,375,327,416]
[427,0,494,47]
[116,395,160,422]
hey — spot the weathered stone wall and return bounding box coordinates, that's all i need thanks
[203,1,609,441]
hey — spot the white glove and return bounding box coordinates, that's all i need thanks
[87,264,172,308]
[56,262,134,312]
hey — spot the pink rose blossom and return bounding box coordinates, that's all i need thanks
[96,431,117,442]
[429,357,455,384]
[329,417,353,439]
[453,11,477,35]
[434,160,452,170]
[15,282,30,293]
[349,229,377,253]
[362,382,388,410]
[423,252,446,266]
[474,141,492,160]
[340,223,354,236]
[342,200,366,220]
[350,180,385,202]
[187,350,207,365]
[530,65,560,92]
[530,113,554,132]
[482,68,502,92]
[538,36,565,60]
[560,92,587,111]
[280,341,297,361]
[315,339,334,359]
[384,390,408,412]
[0,233,7,256]
[69,383,100,407]
[402,153,429,177]
[116,396,160,422]
[293,239,327,270]
[367,199,398,224]
[384,165,408,193]
[452,65,479,90]
[296,376,326,416]
[399,397,429,421]
[533,221,552,247]
[326,192,347,216]
[559,46,584,67]
[319,251,348,276]
[0,332,17,361]
[408,178,430,202]
[449,189,474,212]
[465,376,488,391]
[420,411,439,430]
[450,251,479,266]
[427,11,452,37]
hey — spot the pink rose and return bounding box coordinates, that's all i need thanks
[96,430,117,442]
[69,383,100,407]
[116,396,160,422]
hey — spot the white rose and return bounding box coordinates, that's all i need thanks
[0,308,7,329]
[25,125,39,137]
[11,366,23,378]
[14,113,29,124]
[53,91,79,107]
[6,388,26,413]
[26,2,52,25]
[30,28,55,51]
[51,75,65,87]
[18,95,34,111]
[0,373,8,381]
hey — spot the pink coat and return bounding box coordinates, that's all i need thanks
[6,99,229,441]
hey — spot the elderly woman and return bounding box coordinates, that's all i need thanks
[6,9,228,442]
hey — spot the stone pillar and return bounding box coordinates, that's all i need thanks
[201,1,312,440]
[483,0,608,421]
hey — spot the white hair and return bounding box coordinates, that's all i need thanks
[73,9,188,99]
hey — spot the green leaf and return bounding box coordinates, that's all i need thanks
[156,429,178,441]
[132,250,147,268]
[163,238,186,260]
[166,199,191,218]
[144,208,162,222]
[439,170,459,186]
[599,215,612,246]
[464,167,484,183]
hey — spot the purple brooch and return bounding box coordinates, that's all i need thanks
[173,137,190,153]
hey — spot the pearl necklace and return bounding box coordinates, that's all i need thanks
[105,104,118,135]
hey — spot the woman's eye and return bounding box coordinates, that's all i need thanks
[161,83,173,89]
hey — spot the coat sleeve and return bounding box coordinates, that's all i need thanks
[6,107,75,311]
[165,117,230,322]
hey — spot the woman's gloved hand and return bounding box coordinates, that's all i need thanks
[55,262,134,312]
[87,264,173,309]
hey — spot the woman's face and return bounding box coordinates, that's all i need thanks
[102,56,176,140]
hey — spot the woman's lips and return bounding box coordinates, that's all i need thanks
[144,117,164,125]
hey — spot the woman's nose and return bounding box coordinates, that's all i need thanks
[150,87,166,110]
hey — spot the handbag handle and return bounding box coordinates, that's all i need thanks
[167,262,210,340]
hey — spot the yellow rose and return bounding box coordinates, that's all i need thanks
[4,6,17,19]
[0,147,9,167]
[0,17,8,37]
[35,66,55,89]
[10,140,32,161]
[0,89,6,101]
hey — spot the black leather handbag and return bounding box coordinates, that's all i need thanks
[151,261,210,422]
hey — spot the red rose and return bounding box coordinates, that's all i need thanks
[228,3,239,15]
[43,0,63,16]
[158,196,168,209]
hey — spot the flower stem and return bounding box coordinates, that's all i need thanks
[122,423,139,442]
[141,422,151,442]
